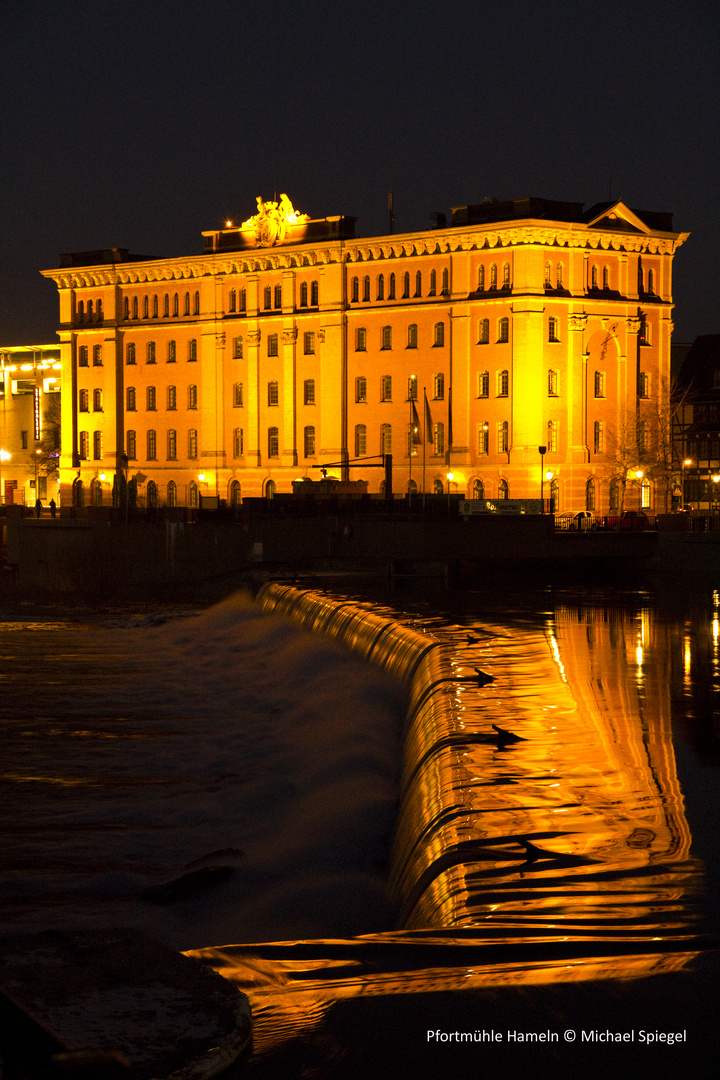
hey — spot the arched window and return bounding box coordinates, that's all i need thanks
[233,336,243,359]
[188,384,198,409]
[591,265,599,289]
[408,374,418,401]
[648,269,655,294]
[310,280,319,306]
[381,375,392,401]
[388,273,396,299]
[93,430,103,460]
[126,342,136,365]
[402,272,410,298]
[498,420,509,453]
[547,419,559,452]
[268,380,279,406]
[477,371,489,397]
[434,322,445,347]
[434,372,445,400]
[407,323,418,348]
[609,477,620,511]
[556,263,563,288]
[478,265,485,290]
[193,290,200,314]
[229,480,241,507]
[473,479,484,499]
[72,478,85,506]
[550,477,560,512]
[147,429,157,460]
[79,388,89,411]
[188,481,198,508]
[233,428,244,457]
[415,271,422,297]
[497,369,509,396]
[603,266,610,290]
[152,295,158,317]
[478,421,489,454]
[229,289,236,312]
[304,379,315,404]
[429,269,437,296]
[264,479,276,499]
[123,298,129,319]
[304,425,316,457]
[351,277,359,302]
[355,424,367,456]
[433,422,444,456]
[356,375,367,402]
[268,427,279,457]
[490,264,497,289]
[167,430,177,460]
[441,268,449,295]
[132,297,139,319]
[382,326,392,350]
[377,274,384,300]
[126,431,136,460]
[173,293,179,316]
[167,340,176,363]
[126,386,136,411]
[188,429,198,459]
[146,385,156,411]
[502,263,510,287]
[381,424,392,454]
[548,316,559,342]
[264,285,272,309]
[167,385,177,410]
[93,388,103,412]
[548,369,558,396]
[545,262,552,288]
[239,288,246,312]
[163,294,169,317]
[433,478,443,494]
[498,478,509,499]
[274,284,282,309]
[92,344,103,366]
[594,370,605,398]
[143,296,149,319]
[586,477,596,511]
[498,317,509,343]
[184,292,190,315]
[363,276,370,302]
[478,319,490,344]
[407,479,418,495]
[167,480,177,507]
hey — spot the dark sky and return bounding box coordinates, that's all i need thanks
[1,0,718,344]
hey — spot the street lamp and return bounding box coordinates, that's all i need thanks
[712,474,720,513]
[545,471,554,513]
[682,458,693,510]
[446,471,454,511]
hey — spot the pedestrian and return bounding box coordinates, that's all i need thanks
[49,498,56,519]
[35,497,42,518]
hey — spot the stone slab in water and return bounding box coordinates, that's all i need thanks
[0,928,252,1079]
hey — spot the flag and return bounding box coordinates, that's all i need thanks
[411,398,421,444]
[424,390,433,443]
[447,385,453,449]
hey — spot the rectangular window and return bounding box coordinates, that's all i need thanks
[92,344,102,366]
[93,388,103,412]
[355,424,367,457]
[147,429,157,460]
[146,386,156,410]
[268,427,279,457]
[355,376,367,403]
[356,327,367,351]
[21,430,29,449]
[408,375,418,401]
[233,336,243,359]
[593,420,603,454]
[126,430,136,460]
[168,340,176,363]
[167,429,177,460]
[233,382,244,407]
[147,341,156,364]
[478,422,489,455]
[167,385,177,410]
[433,422,444,456]
[268,381,279,406]
[304,379,315,405]
[188,339,197,362]
[547,419,558,453]
[381,326,392,350]
[79,389,89,412]
[497,370,508,397]
[498,421,508,453]
[477,371,489,398]
[304,332,315,354]
[381,423,392,454]
[638,372,649,398]
[304,426,315,457]
[126,342,136,365]
[233,427,244,458]
[79,346,89,367]
[267,334,279,357]
[188,384,198,409]
[188,429,198,459]
[381,375,392,402]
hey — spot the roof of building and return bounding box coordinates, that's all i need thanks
[676,334,720,395]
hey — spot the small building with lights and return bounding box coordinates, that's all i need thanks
[0,345,62,506]
[41,195,687,513]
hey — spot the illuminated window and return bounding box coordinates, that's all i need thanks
[477,370,489,397]
[603,266,610,290]
[233,336,243,359]
[402,272,410,298]
[143,296,149,319]
[188,338,197,361]
[478,319,489,344]
[167,385,177,410]
[167,480,177,507]
[123,297,129,319]
[233,429,244,458]
[168,340,176,363]
[593,420,604,453]
[268,380,279,406]
[547,419,559,452]
[639,371,649,398]
[188,481,198,507]
[407,323,418,348]
[591,265,599,289]
[304,331,315,354]
[477,265,485,290]
[93,431,103,459]
[93,344,102,366]
[274,284,282,309]
[239,288,246,312]
[545,262,552,288]
[478,421,489,455]
[79,432,89,459]
[381,423,392,454]
[173,293,179,316]
[556,263,563,288]
[497,369,509,397]
[147,341,156,364]
[377,274,384,300]
[193,291,199,315]
[498,478,509,499]
[381,375,392,401]
[268,427,279,458]
[586,477,595,511]
[407,423,418,456]
[304,379,315,404]
[490,264,497,289]
[184,292,190,315]
[434,479,443,495]
[498,317,509,343]
[502,263,510,288]
[408,375,418,401]
[233,382,243,407]
[127,430,136,460]
[146,386,156,411]
[126,342,136,364]
[264,286,272,310]
[498,421,508,453]
[356,376,367,403]
[133,297,139,319]
[641,477,651,508]
[388,273,396,299]
[167,429,177,460]
[267,334,279,357]
[594,370,605,398]
[441,267,449,295]
[433,422,444,456]
[434,373,444,400]
[550,477,559,511]
[429,270,437,296]
[188,384,197,409]
[382,326,392,350]
[304,426,315,457]
[147,429,157,460]
[473,478,484,499]
[356,327,367,351]
[351,277,359,302]
[188,429,198,459]
[548,369,558,396]
[548,316,559,342]
[434,322,445,347]
[163,294,169,317]
[415,271,422,297]
[93,388,103,412]
[229,289,236,312]
[310,281,319,306]
[79,389,89,411]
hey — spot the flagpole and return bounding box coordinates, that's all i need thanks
[408,397,412,506]
[422,387,427,506]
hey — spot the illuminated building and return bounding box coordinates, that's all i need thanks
[672,334,720,510]
[41,195,687,511]
[0,345,62,505]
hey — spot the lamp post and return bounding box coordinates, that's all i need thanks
[446,471,454,512]
[545,470,554,513]
[682,458,692,510]
[713,474,720,513]
[538,445,547,511]
[0,449,10,507]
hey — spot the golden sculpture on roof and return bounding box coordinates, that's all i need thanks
[241,194,310,247]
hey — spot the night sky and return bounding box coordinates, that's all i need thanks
[1,0,718,345]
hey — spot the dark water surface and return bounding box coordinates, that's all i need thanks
[1,583,719,1077]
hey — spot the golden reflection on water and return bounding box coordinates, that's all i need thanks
[189,596,705,1057]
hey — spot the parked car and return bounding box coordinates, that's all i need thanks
[620,510,649,531]
[555,511,596,531]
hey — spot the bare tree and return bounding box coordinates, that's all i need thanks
[37,393,61,478]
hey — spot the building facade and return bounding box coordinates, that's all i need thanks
[41,195,687,512]
[672,334,720,511]
[0,345,62,505]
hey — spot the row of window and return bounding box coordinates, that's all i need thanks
[350,269,450,304]
[76,299,103,322]
[125,385,198,411]
[122,292,200,320]
[124,340,197,364]
[474,369,651,399]
[473,419,652,457]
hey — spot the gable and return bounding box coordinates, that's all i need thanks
[586,201,651,234]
